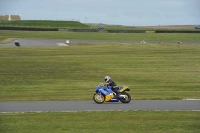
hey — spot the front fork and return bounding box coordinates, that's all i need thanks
[97,92,103,100]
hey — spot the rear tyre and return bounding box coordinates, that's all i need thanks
[15,42,20,46]
[119,92,131,103]
[93,94,105,104]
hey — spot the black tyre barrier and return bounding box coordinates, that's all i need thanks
[155,30,200,33]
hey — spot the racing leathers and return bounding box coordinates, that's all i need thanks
[106,79,119,96]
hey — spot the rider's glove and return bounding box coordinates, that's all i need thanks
[104,83,109,86]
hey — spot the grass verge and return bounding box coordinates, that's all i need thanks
[0,30,200,43]
[0,44,199,101]
[0,37,15,44]
[0,20,89,28]
[1,111,200,133]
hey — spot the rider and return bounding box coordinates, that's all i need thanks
[14,39,20,46]
[104,76,119,96]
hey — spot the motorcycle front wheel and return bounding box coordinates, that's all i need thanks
[119,92,131,103]
[93,94,105,104]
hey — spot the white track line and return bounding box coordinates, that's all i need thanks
[183,99,200,100]
[57,43,69,46]
[1,110,200,114]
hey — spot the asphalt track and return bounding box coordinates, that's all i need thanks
[0,100,200,113]
[1,39,200,46]
[0,39,199,113]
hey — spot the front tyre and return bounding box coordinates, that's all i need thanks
[119,92,131,103]
[93,94,105,104]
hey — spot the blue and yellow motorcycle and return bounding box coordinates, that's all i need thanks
[93,83,131,104]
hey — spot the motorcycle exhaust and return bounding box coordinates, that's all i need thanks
[118,95,126,98]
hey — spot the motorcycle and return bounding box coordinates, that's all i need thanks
[14,40,20,47]
[93,83,131,104]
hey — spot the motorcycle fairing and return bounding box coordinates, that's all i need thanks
[96,85,116,102]
[105,93,114,101]
[97,88,114,102]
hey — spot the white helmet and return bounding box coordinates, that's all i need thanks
[104,76,110,83]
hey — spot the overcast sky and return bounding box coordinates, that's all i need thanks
[0,0,199,26]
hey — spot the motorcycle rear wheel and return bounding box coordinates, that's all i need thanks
[93,94,105,104]
[119,92,131,103]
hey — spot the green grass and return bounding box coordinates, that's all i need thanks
[1,111,200,133]
[89,25,199,31]
[0,44,200,101]
[0,20,199,31]
[0,36,15,44]
[0,28,200,133]
[0,20,89,28]
[0,30,200,43]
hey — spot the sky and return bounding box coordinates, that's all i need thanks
[0,0,199,26]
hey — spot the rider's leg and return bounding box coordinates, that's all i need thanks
[112,86,119,96]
